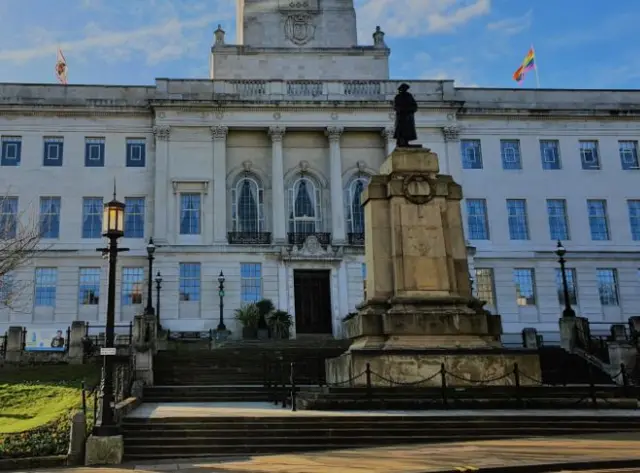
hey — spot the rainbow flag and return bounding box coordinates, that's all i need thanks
[513,47,535,83]
[55,48,68,85]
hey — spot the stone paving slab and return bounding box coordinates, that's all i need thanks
[127,402,640,419]
[17,433,640,473]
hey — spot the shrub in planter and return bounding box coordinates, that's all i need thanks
[268,310,293,339]
[234,304,260,339]
[255,299,275,339]
[0,415,71,459]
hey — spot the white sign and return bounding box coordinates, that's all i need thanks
[100,347,117,356]
[24,328,66,352]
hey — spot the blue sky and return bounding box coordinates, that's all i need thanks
[0,0,638,89]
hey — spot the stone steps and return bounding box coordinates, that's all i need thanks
[539,346,615,385]
[122,415,640,461]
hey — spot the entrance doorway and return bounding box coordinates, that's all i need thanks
[293,270,332,334]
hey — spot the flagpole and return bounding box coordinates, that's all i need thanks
[532,44,540,89]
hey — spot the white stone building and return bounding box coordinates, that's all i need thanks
[0,0,639,341]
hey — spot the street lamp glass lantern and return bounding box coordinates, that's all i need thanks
[218,271,225,284]
[146,237,156,256]
[555,240,566,257]
[155,271,162,285]
[102,198,125,237]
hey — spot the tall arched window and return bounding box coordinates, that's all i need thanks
[231,176,264,232]
[346,176,369,234]
[288,176,321,234]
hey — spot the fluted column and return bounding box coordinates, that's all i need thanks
[442,125,460,175]
[381,127,395,157]
[269,126,286,244]
[211,126,228,244]
[152,126,170,243]
[326,126,345,245]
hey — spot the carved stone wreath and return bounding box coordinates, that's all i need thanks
[402,174,434,205]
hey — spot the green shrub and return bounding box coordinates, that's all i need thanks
[0,415,70,459]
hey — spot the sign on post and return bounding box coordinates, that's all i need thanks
[100,347,117,356]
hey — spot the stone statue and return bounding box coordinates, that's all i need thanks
[393,83,419,148]
[373,26,386,47]
[214,25,225,46]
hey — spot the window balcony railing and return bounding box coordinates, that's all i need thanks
[227,232,272,245]
[347,232,365,246]
[288,232,332,247]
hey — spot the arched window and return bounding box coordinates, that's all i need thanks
[288,176,321,234]
[231,176,264,232]
[346,176,369,234]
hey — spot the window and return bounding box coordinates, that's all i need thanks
[79,268,100,305]
[546,199,569,241]
[240,263,262,304]
[85,138,105,167]
[180,193,201,235]
[39,197,61,239]
[596,268,619,306]
[506,199,529,240]
[0,273,13,306]
[475,268,496,307]
[124,197,145,238]
[288,176,322,234]
[461,139,483,169]
[500,140,522,170]
[587,199,609,241]
[82,197,103,238]
[35,268,57,307]
[121,268,143,305]
[1,136,21,166]
[126,138,146,167]
[43,137,64,166]
[179,263,201,302]
[466,199,490,240]
[513,269,536,306]
[540,140,561,170]
[346,177,369,234]
[555,268,578,306]
[619,141,639,170]
[579,141,600,170]
[628,200,640,241]
[231,177,264,232]
[0,197,18,239]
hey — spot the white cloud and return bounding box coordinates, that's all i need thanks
[487,9,532,35]
[356,0,491,38]
[405,51,480,86]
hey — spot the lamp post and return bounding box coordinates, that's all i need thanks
[217,271,226,331]
[555,240,576,318]
[93,191,128,436]
[155,271,162,329]
[144,238,156,316]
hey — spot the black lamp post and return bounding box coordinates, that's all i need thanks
[93,191,128,436]
[144,238,156,316]
[217,271,226,331]
[155,271,162,328]
[555,240,576,318]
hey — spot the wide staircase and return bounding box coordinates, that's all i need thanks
[538,346,615,385]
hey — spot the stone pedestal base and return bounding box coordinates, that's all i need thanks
[326,348,541,387]
[84,435,123,466]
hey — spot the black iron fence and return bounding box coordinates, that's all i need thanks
[85,322,133,348]
[265,359,636,411]
[0,331,6,358]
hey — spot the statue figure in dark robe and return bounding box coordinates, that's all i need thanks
[393,83,418,147]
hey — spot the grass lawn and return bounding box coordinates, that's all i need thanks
[0,364,100,435]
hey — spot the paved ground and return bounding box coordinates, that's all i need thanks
[128,402,640,418]
[20,432,640,473]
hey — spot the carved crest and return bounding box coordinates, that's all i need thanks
[403,174,434,205]
[284,14,316,45]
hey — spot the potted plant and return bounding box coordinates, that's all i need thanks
[268,310,293,339]
[235,303,260,339]
[255,298,275,340]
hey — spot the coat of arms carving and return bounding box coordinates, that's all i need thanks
[284,14,316,45]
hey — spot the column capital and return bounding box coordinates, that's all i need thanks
[381,127,395,141]
[325,126,344,141]
[153,126,171,141]
[442,125,460,142]
[268,126,286,142]
[210,125,229,141]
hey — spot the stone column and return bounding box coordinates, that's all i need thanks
[269,126,286,244]
[132,314,156,385]
[381,127,395,157]
[67,321,87,365]
[442,125,460,175]
[152,126,170,243]
[326,126,345,245]
[5,326,24,363]
[211,126,228,244]
[522,327,539,349]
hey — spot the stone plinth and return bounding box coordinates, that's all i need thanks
[327,148,541,387]
[84,435,123,466]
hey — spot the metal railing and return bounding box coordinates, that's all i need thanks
[227,231,272,245]
[85,322,133,349]
[347,232,364,246]
[287,232,332,247]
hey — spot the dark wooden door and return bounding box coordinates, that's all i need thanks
[294,270,332,334]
